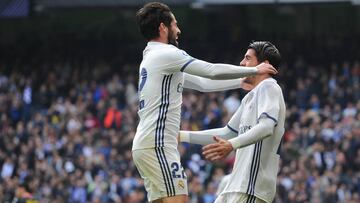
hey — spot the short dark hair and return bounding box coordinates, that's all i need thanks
[248,41,281,69]
[136,2,173,41]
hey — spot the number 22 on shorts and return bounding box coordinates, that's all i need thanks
[171,162,186,179]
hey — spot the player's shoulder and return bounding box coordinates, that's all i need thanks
[148,43,190,60]
[161,45,190,61]
[256,78,282,93]
[260,78,279,87]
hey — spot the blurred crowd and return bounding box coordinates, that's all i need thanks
[0,57,359,203]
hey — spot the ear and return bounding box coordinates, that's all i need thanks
[159,22,168,33]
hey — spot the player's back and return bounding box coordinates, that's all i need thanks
[133,42,190,151]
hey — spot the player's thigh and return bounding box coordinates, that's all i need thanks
[215,192,266,203]
[132,148,188,201]
[152,194,188,203]
[133,149,164,201]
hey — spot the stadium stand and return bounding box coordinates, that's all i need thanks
[0,1,359,203]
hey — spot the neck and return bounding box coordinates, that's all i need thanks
[149,36,168,44]
[253,74,271,87]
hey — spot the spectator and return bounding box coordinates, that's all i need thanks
[104,98,122,129]
[0,56,359,203]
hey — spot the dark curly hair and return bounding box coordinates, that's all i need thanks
[136,2,173,41]
[248,41,281,69]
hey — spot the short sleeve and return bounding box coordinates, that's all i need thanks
[256,82,280,125]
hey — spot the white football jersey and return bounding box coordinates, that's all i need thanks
[224,78,286,203]
[132,42,193,150]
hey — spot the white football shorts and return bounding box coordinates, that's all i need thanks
[132,147,188,202]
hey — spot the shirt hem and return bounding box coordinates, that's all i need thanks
[221,190,272,203]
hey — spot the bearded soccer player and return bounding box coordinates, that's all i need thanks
[132,2,277,202]
[180,41,285,203]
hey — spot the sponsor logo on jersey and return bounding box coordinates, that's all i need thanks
[239,125,252,134]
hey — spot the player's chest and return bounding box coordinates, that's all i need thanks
[239,92,257,125]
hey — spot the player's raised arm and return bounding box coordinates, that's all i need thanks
[183,73,246,92]
[181,59,277,80]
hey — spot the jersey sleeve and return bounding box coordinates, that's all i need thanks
[226,106,242,134]
[182,59,257,80]
[159,47,257,79]
[256,82,280,125]
[183,73,242,92]
[159,49,196,73]
[228,118,275,149]
[179,126,237,145]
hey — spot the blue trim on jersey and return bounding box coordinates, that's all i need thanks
[246,141,263,199]
[157,76,168,147]
[227,124,239,134]
[246,194,256,203]
[155,75,173,147]
[257,112,278,126]
[155,76,168,147]
[160,75,176,195]
[180,58,196,72]
[276,138,282,155]
[160,74,173,147]
[251,141,262,194]
[154,75,176,197]
[246,143,258,195]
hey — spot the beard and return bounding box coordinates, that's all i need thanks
[167,28,179,47]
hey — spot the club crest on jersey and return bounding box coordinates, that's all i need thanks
[177,83,183,93]
[178,180,185,189]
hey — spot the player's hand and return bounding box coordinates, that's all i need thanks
[240,79,254,91]
[202,136,233,162]
[256,62,277,75]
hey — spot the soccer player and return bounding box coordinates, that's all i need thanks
[179,41,285,203]
[132,2,277,202]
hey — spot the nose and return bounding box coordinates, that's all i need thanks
[240,59,246,66]
[177,27,181,35]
